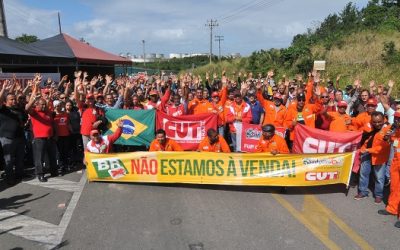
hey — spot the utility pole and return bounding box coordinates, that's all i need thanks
[215,35,224,61]
[205,19,218,64]
[142,40,146,69]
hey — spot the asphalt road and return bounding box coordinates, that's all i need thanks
[1,169,400,250]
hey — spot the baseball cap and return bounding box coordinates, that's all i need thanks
[53,100,61,107]
[337,101,348,107]
[90,129,100,136]
[273,93,283,100]
[394,111,400,118]
[366,98,378,106]
[297,93,306,100]
[149,90,158,96]
[96,93,104,98]
[86,94,94,99]
[212,91,219,97]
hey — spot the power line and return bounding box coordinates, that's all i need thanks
[215,0,264,20]
[215,35,224,61]
[205,19,218,64]
[219,0,269,21]
[218,0,284,25]
[5,3,58,35]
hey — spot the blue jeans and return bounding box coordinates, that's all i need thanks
[218,126,225,138]
[358,152,385,198]
[385,145,394,181]
[230,132,237,152]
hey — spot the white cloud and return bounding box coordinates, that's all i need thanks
[152,29,185,40]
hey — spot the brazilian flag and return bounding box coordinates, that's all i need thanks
[104,109,155,146]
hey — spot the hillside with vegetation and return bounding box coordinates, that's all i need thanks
[189,0,400,96]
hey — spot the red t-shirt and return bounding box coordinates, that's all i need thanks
[29,109,54,138]
[54,113,70,136]
[80,106,103,136]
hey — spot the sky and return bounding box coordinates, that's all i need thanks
[3,0,370,57]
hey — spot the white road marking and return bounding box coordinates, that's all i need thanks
[0,210,59,245]
[23,177,82,192]
[0,172,87,249]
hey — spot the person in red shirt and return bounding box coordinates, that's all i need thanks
[53,100,71,175]
[26,84,57,182]
[255,124,289,154]
[164,94,186,116]
[149,129,183,151]
[198,128,231,153]
[75,84,105,151]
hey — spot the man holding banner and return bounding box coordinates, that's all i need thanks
[198,128,230,153]
[255,124,289,154]
[149,129,183,152]
[86,120,123,154]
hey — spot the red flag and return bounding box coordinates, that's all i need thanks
[292,124,362,153]
[156,111,218,150]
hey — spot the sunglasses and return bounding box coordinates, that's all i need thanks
[298,99,306,102]
[321,96,329,98]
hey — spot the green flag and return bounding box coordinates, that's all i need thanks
[104,109,155,146]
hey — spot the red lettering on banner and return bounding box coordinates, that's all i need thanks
[303,138,351,153]
[305,172,339,181]
[131,157,158,175]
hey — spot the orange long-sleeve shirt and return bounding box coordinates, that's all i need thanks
[149,138,183,151]
[256,90,287,126]
[255,134,289,153]
[327,112,353,132]
[188,98,214,115]
[361,126,391,165]
[197,135,231,153]
[352,112,372,132]
[284,102,321,140]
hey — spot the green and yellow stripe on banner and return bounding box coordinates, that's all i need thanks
[85,152,355,186]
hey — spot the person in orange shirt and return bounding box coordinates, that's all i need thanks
[188,88,214,115]
[324,101,353,132]
[354,111,391,204]
[149,129,183,151]
[351,98,378,132]
[198,128,231,153]
[379,112,400,223]
[211,87,228,136]
[255,85,287,126]
[255,124,289,154]
[226,91,253,152]
[283,92,321,149]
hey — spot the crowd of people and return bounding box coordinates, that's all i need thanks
[1,69,400,228]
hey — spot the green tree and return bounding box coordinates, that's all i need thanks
[15,34,39,44]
